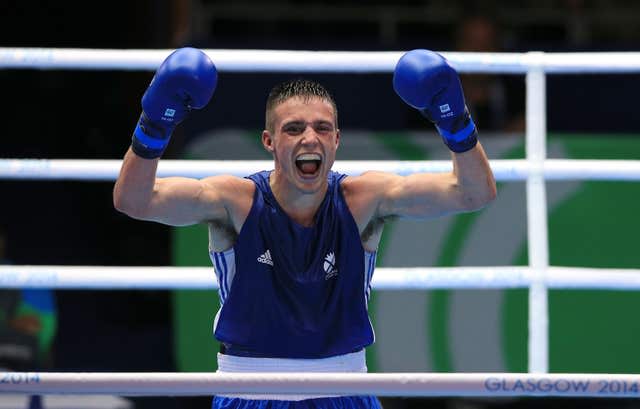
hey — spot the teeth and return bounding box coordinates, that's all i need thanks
[296,153,321,161]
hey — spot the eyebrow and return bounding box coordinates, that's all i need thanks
[281,120,334,128]
[282,120,305,127]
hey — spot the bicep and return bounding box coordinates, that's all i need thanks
[142,176,231,226]
[378,172,467,219]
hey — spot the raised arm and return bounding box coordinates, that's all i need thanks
[114,148,249,226]
[113,48,232,226]
[351,50,496,222]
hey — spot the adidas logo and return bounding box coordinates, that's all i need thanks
[324,251,338,280]
[257,249,273,266]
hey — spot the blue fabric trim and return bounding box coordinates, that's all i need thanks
[220,252,230,296]
[366,254,372,287]
[365,253,375,301]
[214,253,227,303]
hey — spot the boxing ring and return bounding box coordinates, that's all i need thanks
[1,48,640,398]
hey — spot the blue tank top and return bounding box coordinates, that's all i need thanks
[209,170,376,359]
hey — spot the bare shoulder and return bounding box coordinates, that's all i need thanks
[341,171,402,211]
[200,175,255,200]
[341,171,401,252]
[340,171,400,233]
[200,175,255,230]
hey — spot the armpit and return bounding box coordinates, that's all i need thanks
[360,215,395,248]
[208,220,238,252]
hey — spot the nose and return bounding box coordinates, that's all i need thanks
[300,127,320,145]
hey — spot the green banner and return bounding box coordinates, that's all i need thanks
[172,132,640,373]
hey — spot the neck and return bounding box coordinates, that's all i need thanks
[269,170,327,227]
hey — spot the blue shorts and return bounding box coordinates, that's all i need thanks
[212,395,382,409]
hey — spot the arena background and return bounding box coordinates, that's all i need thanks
[1,1,640,408]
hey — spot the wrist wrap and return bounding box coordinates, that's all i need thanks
[131,113,173,159]
[421,107,478,153]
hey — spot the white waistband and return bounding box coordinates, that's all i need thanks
[216,350,367,401]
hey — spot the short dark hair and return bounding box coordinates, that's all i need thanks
[265,79,338,132]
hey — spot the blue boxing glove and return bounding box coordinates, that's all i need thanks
[132,47,218,159]
[393,49,478,153]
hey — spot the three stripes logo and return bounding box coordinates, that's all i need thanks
[257,249,273,266]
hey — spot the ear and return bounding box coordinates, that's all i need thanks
[335,129,340,148]
[262,130,274,153]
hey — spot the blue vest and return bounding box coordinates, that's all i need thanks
[210,170,376,359]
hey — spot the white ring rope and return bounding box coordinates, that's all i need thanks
[2,372,640,397]
[2,159,640,181]
[2,48,640,73]
[1,265,639,290]
[4,48,639,375]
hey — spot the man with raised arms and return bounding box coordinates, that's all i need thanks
[114,47,496,409]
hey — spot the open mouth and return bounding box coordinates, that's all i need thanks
[295,153,322,177]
